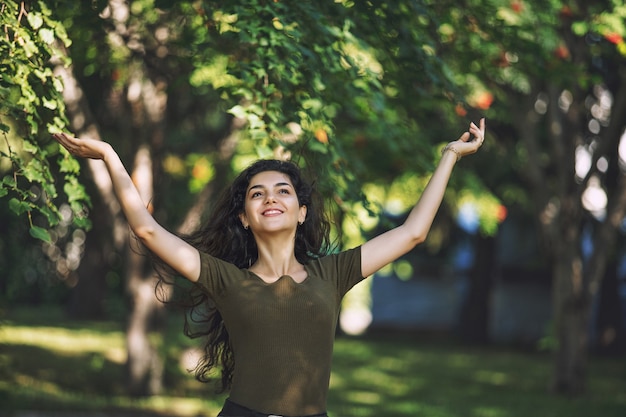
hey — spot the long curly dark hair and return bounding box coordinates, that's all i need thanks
[157,159,332,392]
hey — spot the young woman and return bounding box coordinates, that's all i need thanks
[52,118,485,417]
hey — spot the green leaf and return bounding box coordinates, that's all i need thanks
[9,198,31,215]
[228,104,248,119]
[308,140,329,154]
[29,226,51,243]
[22,140,39,154]
[39,203,61,225]
[23,158,47,183]
[27,12,44,30]
[58,155,80,174]
[571,21,589,36]
[42,96,58,110]
[64,178,90,204]
[73,215,92,230]
[15,28,39,57]
[2,176,17,188]
[39,28,55,44]
[255,145,274,159]
[53,76,64,93]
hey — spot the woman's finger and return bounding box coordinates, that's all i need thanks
[469,120,484,144]
[53,133,84,157]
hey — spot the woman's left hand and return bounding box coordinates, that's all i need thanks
[52,133,112,161]
[443,118,486,161]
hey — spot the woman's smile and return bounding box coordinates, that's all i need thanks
[262,208,284,216]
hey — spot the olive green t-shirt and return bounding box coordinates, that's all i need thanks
[197,246,363,416]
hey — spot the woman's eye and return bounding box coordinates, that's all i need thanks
[251,191,262,198]
[279,188,290,194]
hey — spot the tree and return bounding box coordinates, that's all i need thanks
[436,0,626,394]
[0,0,91,241]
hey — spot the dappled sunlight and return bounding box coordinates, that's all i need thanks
[473,370,510,386]
[1,325,126,363]
[1,311,624,417]
[328,334,626,417]
[581,175,607,219]
[340,279,373,335]
[14,372,66,397]
[0,313,225,415]
[143,396,222,417]
[445,352,475,369]
[471,406,511,417]
[179,346,204,374]
[339,307,372,336]
[618,129,626,166]
[346,390,382,406]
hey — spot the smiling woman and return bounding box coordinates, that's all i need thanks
[52,118,485,417]
[239,171,308,241]
[238,171,309,284]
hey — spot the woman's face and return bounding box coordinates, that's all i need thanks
[239,170,307,235]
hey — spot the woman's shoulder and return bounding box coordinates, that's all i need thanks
[196,251,248,294]
[308,246,362,278]
[321,245,361,262]
[308,246,363,296]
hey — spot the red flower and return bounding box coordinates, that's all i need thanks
[554,44,570,60]
[497,205,508,223]
[605,33,623,45]
[475,92,494,110]
[559,6,573,18]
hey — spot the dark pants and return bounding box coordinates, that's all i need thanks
[218,398,329,417]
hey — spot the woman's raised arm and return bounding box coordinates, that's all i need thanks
[53,133,201,282]
[360,119,486,278]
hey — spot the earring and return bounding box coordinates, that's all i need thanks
[244,224,249,230]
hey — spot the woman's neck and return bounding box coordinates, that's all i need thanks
[250,235,305,281]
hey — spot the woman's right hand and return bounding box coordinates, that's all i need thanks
[53,132,202,282]
[52,133,112,160]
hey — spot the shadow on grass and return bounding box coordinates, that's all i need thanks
[1,308,625,417]
[0,343,133,413]
[0,308,224,416]
[327,332,626,417]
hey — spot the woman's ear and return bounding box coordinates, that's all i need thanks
[298,205,307,225]
[239,212,249,229]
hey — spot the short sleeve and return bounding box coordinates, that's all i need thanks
[197,251,247,298]
[313,246,364,297]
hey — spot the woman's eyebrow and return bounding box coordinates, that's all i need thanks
[247,182,292,193]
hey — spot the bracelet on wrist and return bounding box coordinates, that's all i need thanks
[441,144,461,162]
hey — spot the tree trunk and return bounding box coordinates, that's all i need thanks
[124,144,165,396]
[551,271,590,395]
[56,30,168,393]
[53,47,127,319]
[459,234,495,344]
[584,67,626,356]
[550,203,589,395]
[594,261,625,355]
[67,205,109,319]
[126,275,164,396]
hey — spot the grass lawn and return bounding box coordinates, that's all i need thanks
[1,306,624,417]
